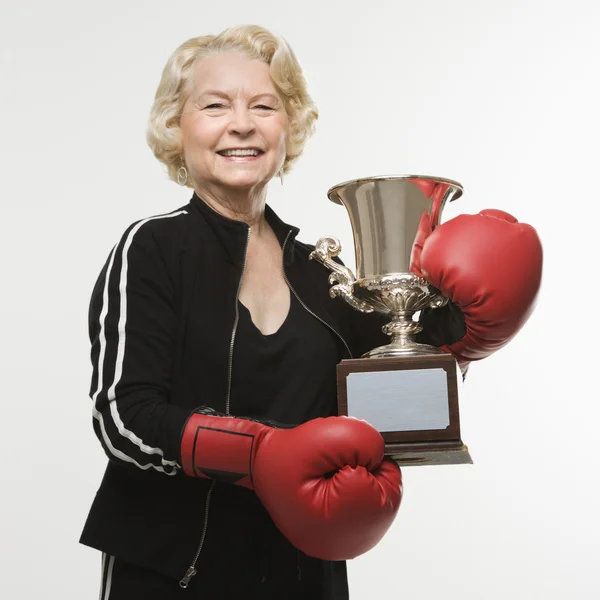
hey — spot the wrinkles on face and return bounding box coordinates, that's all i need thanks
[179,52,288,219]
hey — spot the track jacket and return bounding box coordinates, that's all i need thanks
[79,192,393,589]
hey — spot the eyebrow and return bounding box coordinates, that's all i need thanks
[196,90,280,103]
[197,90,230,100]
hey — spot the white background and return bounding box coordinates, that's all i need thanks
[1,0,599,598]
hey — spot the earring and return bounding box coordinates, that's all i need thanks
[279,169,284,186]
[177,165,188,186]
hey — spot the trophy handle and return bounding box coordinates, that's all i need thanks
[309,237,374,313]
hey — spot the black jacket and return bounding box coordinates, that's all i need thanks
[79,192,394,591]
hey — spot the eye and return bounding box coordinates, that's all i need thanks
[204,103,226,110]
[254,104,275,111]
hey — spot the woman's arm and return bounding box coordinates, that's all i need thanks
[88,216,190,476]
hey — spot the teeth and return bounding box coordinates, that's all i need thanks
[220,149,260,157]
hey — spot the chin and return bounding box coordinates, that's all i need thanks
[221,174,272,190]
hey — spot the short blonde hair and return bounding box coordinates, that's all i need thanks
[147,25,318,186]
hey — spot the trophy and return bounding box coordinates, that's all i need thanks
[310,175,473,467]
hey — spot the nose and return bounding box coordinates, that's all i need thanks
[228,105,255,137]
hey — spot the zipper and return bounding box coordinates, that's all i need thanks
[178,479,216,589]
[226,226,252,415]
[296,548,303,581]
[179,226,252,589]
[282,230,353,359]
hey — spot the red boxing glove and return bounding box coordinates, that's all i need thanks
[411,209,543,372]
[181,407,402,560]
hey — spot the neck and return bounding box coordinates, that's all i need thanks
[194,182,269,234]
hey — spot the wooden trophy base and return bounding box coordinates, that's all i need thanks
[336,353,473,467]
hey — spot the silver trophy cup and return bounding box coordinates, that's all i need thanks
[311,175,472,466]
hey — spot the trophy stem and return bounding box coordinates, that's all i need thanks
[363,311,446,358]
[386,311,421,346]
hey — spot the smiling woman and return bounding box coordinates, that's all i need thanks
[178,52,289,198]
[147,26,317,186]
[80,24,406,600]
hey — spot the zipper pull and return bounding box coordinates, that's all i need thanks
[179,566,197,589]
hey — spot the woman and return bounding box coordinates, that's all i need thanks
[80,25,407,600]
[81,22,543,599]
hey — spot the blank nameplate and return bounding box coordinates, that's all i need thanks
[346,368,450,432]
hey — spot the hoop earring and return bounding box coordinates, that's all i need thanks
[177,166,188,186]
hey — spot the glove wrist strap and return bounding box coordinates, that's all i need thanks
[181,409,268,488]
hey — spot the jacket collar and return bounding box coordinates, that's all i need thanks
[187,192,352,358]
[188,192,300,266]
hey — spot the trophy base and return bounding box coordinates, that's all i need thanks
[385,440,473,466]
[336,353,472,467]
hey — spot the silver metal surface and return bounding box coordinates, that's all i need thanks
[346,368,450,432]
[310,175,463,358]
[327,175,462,279]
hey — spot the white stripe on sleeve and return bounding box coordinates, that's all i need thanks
[91,210,187,474]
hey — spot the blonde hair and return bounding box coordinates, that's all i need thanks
[147,25,318,186]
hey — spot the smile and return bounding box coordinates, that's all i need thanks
[217,148,264,157]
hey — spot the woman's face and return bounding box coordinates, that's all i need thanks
[179,52,289,192]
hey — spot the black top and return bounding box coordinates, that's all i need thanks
[211,294,348,596]
[232,293,342,424]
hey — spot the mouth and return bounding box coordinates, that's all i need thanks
[216,148,264,160]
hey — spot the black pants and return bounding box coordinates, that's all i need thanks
[98,552,347,600]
